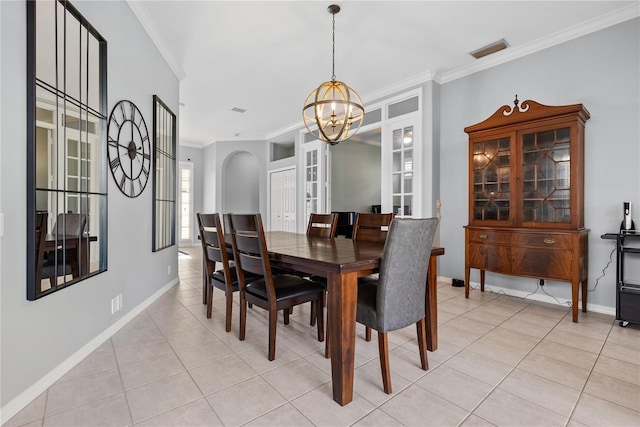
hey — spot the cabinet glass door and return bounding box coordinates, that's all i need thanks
[472,137,511,221]
[521,127,571,223]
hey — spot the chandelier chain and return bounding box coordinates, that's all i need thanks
[331,12,336,81]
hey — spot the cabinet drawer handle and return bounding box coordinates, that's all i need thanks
[543,238,555,245]
[479,234,488,239]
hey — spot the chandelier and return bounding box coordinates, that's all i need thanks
[302,4,365,145]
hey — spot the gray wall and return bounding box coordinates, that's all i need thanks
[438,18,640,310]
[1,0,179,412]
[330,141,382,213]
[202,140,268,220]
[179,146,204,244]
[223,151,260,213]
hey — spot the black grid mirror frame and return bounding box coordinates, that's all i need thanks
[26,0,108,300]
[152,95,177,252]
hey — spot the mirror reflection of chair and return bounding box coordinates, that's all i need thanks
[36,212,76,290]
[52,213,87,237]
[356,217,439,393]
[228,213,325,361]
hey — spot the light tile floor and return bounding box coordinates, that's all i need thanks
[5,246,640,426]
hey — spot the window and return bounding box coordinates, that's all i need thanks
[152,95,177,251]
[27,0,108,300]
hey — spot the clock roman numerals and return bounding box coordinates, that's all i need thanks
[110,156,120,170]
[107,100,150,198]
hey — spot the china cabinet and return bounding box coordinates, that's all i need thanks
[464,97,590,322]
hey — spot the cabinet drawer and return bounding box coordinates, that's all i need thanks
[512,233,573,249]
[512,247,572,280]
[468,230,511,245]
[468,243,511,273]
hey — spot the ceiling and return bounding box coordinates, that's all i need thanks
[127,1,638,147]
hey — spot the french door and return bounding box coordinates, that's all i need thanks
[179,161,194,245]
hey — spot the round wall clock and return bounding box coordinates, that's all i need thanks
[107,100,151,198]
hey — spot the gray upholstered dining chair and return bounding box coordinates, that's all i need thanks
[356,217,438,394]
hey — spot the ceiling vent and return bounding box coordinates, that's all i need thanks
[470,39,509,59]
[231,107,247,113]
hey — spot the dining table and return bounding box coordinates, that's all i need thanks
[263,231,444,406]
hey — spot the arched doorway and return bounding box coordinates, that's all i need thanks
[222,151,260,213]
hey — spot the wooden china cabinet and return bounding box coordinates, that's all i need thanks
[464,97,590,322]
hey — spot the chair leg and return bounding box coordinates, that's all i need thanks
[206,283,213,319]
[324,300,331,358]
[268,309,278,361]
[365,326,372,342]
[315,300,324,342]
[239,294,247,341]
[310,301,316,326]
[283,308,290,325]
[224,290,233,332]
[378,331,392,394]
[416,318,429,371]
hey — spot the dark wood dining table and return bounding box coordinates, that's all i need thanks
[263,231,444,406]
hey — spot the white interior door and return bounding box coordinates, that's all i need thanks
[270,167,296,232]
[282,168,296,232]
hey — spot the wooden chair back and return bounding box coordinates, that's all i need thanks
[228,214,275,300]
[197,213,232,281]
[306,213,338,238]
[352,213,395,243]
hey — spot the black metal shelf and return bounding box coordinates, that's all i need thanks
[602,232,640,326]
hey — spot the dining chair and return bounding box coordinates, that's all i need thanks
[304,213,339,325]
[307,213,339,238]
[228,213,325,361]
[351,212,395,339]
[356,217,438,393]
[198,212,258,332]
[352,213,394,243]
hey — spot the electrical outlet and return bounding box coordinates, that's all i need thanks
[111,293,123,314]
[539,279,545,287]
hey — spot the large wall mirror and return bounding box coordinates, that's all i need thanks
[27,0,108,300]
[152,95,176,252]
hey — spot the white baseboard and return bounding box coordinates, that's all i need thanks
[1,277,179,424]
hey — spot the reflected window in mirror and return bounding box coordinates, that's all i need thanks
[27,0,108,300]
[152,96,176,251]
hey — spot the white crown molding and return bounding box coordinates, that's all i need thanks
[363,69,441,104]
[440,2,640,84]
[183,2,639,146]
[179,140,206,149]
[126,0,186,81]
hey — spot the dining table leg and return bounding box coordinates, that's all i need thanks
[327,270,358,406]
